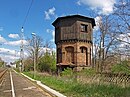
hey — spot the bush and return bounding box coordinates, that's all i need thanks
[38,52,56,73]
[0,61,4,67]
[112,61,130,75]
[61,67,73,77]
[78,68,96,76]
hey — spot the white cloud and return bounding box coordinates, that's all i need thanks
[0,47,31,62]
[5,40,29,46]
[45,7,56,20]
[0,54,19,62]
[0,48,20,62]
[117,33,130,48]
[95,16,102,26]
[77,1,81,5]
[40,47,56,54]
[8,34,19,39]
[118,33,130,42]
[93,16,102,32]
[77,0,116,15]
[0,27,3,31]
[0,35,6,43]
[0,48,17,55]
[46,29,55,42]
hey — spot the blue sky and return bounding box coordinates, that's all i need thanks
[0,0,117,62]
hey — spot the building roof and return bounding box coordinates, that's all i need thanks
[52,14,96,28]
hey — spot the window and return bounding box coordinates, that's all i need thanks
[81,48,84,53]
[80,47,87,53]
[81,24,88,32]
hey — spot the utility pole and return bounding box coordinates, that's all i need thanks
[20,27,24,72]
[32,32,36,78]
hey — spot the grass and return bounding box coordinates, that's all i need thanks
[23,72,130,97]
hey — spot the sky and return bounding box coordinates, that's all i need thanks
[0,0,118,62]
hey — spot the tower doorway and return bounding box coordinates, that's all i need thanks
[80,47,88,65]
[65,46,74,64]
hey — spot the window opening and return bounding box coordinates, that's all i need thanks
[81,24,88,32]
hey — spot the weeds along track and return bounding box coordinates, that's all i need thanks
[0,68,7,84]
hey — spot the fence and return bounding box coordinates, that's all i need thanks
[77,72,130,87]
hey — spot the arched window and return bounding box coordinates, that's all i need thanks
[80,46,87,53]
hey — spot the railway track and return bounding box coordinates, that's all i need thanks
[0,69,55,97]
[0,68,7,84]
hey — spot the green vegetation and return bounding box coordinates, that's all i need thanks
[21,49,130,97]
[78,68,96,76]
[112,61,130,75]
[38,52,56,73]
[24,59,33,71]
[0,62,4,67]
[22,52,56,73]
[0,57,4,67]
[24,71,130,97]
[21,55,130,97]
[61,67,73,77]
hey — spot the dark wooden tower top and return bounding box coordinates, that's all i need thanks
[52,15,96,44]
[52,15,95,28]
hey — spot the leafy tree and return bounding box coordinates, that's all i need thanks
[50,51,56,72]
[38,51,56,73]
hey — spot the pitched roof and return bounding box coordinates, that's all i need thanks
[52,14,96,28]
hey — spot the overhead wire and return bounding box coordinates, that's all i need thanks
[19,0,34,72]
[22,0,34,28]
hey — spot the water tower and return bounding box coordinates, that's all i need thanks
[52,15,95,72]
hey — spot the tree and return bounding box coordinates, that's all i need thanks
[93,15,118,72]
[93,0,130,72]
[24,58,33,71]
[26,35,44,71]
[114,0,130,36]
[113,0,130,60]
[38,51,56,73]
[26,34,56,73]
[50,51,56,72]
